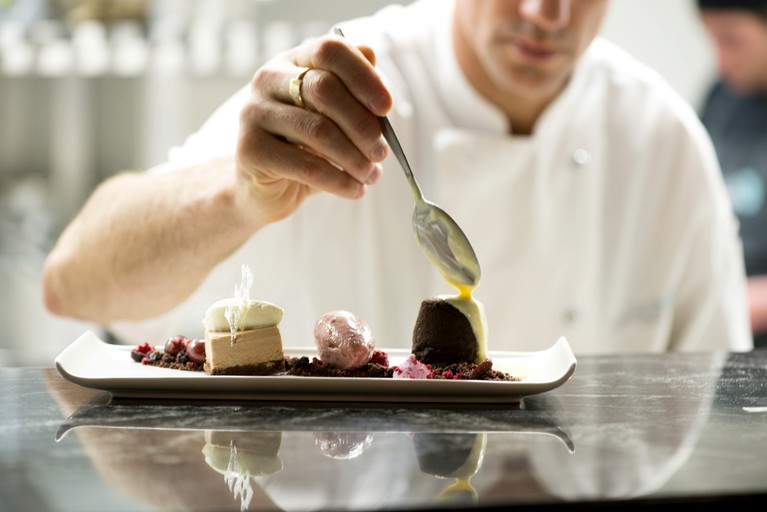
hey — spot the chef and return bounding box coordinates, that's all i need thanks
[42,0,752,353]
[697,0,767,347]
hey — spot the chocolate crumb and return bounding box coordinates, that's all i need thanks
[132,347,518,381]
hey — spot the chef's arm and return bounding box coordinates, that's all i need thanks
[42,34,390,324]
[42,158,257,322]
[746,276,767,334]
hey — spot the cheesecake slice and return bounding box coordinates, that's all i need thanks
[202,298,286,375]
[204,326,286,375]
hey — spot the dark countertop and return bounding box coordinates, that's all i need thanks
[2,351,767,511]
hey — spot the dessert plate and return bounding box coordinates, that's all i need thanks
[55,331,577,403]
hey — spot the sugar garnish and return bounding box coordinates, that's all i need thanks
[224,264,253,345]
[224,440,254,512]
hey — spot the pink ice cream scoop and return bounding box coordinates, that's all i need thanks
[314,310,375,370]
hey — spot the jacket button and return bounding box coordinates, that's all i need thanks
[562,308,578,324]
[572,149,590,167]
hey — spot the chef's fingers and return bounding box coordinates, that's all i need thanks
[243,95,383,186]
[238,121,378,201]
[290,35,392,116]
[287,66,390,169]
[254,37,390,166]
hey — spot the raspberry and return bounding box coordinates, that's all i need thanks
[369,350,389,366]
[136,342,154,354]
[442,370,454,379]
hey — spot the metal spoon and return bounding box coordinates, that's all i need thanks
[334,28,481,290]
[378,117,481,289]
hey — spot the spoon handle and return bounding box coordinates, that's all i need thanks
[333,26,424,201]
[378,116,425,202]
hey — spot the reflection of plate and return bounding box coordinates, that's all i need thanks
[55,331,576,403]
[56,396,575,453]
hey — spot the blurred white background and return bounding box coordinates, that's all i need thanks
[0,0,717,366]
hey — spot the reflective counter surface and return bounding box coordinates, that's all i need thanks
[2,351,767,511]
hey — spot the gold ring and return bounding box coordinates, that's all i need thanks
[289,67,311,108]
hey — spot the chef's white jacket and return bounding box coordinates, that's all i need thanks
[112,0,752,354]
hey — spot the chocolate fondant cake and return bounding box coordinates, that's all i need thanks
[412,299,480,365]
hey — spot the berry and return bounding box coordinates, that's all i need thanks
[369,350,389,366]
[164,336,186,356]
[136,342,154,354]
[185,338,206,364]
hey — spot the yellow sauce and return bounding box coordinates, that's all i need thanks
[437,477,478,503]
[435,433,485,504]
[440,286,488,364]
[454,283,474,300]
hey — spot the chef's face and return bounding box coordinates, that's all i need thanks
[453,0,610,104]
[701,9,767,94]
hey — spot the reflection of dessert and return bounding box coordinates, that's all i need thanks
[203,298,286,376]
[413,432,486,504]
[314,431,374,460]
[202,430,283,477]
[202,430,283,512]
[412,295,488,365]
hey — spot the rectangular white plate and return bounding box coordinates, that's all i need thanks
[55,331,577,403]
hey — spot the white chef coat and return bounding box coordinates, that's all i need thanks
[111,0,752,354]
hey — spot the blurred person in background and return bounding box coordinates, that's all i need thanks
[42,0,752,354]
[698,0,767,347]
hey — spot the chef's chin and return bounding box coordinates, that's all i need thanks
[500,64,570,102]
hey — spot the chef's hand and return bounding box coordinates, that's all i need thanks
[236,34,392,225]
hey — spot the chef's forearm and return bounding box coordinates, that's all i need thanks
[747,276,767,334]
[42,157,258,323]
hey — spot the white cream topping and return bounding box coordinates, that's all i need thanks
[203,299,283,333]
